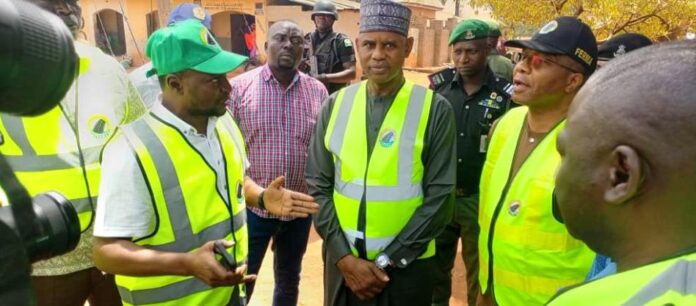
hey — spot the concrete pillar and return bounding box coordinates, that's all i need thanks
[405,27,420,68]
[157,0,172,28]
[418,27,435,67]
[431,20,449,66]
[446,17,459,32]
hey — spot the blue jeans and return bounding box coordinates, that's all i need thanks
[245,209,312,306]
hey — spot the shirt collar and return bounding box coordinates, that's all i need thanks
[449,67,496,91]
[151,99,218,139]
[261,64,301,89]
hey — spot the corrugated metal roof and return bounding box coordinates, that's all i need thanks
[286,0,444,12]
[287,0,360,10]
[401,0,444,10]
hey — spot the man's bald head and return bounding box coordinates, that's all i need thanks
[555,41,696,259]
[573,41,696,169]
[265,20,304,72]
[268,20,302,38]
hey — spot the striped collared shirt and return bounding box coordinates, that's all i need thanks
[229,65,327,220]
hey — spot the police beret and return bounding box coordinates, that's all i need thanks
[598,33,652,60]
[448,19,489,45]
[485,20,502,37]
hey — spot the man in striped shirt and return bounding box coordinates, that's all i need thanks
[229,20,328,306]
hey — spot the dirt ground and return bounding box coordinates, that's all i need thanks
[249,70,468,306]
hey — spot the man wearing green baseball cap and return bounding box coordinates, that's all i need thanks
[428,18,514,306]
[485,20,514,81]
[145,19,248,79]
[92,20,319,305]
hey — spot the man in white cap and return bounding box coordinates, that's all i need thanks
[306,0,456,305]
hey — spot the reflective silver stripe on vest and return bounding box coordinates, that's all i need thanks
[1,114,102,171]
[624,258,696,305]
[329,83,427,201]
[3,146,102,171]
[219,114,246,159]
[1,115,36,155]
[125,118,245,254]
[343,228,394,253]
[116,256,248,305]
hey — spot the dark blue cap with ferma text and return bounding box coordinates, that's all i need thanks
[505,16,598,73]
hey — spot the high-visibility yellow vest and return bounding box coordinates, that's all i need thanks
[478,106,594,305]
[113,112,248,306]
[324,81,436,260]
[0,42,135,231]
[547,251,696,305]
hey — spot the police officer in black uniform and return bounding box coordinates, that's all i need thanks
[300,0,356,94]
[428,19,514,306]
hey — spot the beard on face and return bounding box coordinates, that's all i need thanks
[189,106,226,118]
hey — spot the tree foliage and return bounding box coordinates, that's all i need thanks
[468,0,696,41]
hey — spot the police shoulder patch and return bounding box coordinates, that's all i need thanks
[496,79,513,96]
[427,68,454,90]
[503,83,513,95]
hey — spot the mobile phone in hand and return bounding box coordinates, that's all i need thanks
[213,240,237,271]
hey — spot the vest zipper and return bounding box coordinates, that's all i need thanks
[486,180,513,293]
[357,158,370,260]
[485,117,526,294]
[485,114,563,295]
[215,128,239,265]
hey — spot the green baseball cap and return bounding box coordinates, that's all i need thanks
[448,19,490,45]
[485,20,502,37]
[145,19,247,77]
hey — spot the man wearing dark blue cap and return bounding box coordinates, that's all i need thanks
[477,16,598,306]
[306,0,456,305]
[129,3,213,108]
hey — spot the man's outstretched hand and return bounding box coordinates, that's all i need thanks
[263,176,320,218]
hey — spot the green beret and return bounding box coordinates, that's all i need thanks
[485,20,502,37]
[448,19,490,45]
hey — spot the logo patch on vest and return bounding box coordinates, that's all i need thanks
[508,200,521,216]
[379,129,396,148]
[87,115,112,139]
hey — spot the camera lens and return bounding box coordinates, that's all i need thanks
[27,192,80,262]
[0,0,78,116]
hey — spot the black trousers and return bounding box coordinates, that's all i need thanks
[338,256,438,306]
[31,267,121,306]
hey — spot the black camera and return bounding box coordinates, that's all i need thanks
[0,0,83,304]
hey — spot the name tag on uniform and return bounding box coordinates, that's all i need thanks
[480,135,488,153]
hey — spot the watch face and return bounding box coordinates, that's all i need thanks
[376,254,389,267]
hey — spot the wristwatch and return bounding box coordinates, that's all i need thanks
[375,253,393,271]
[257,190,266,210]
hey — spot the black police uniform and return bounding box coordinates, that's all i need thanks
[428,67,513,306]
[304,30,356,94]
